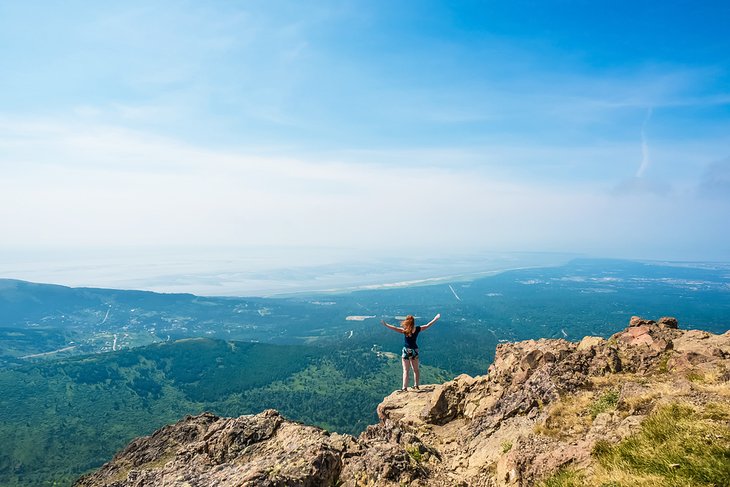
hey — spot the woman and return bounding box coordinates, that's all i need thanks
[381,313,441,391]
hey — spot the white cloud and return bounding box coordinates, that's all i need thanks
[1,115,728,262]
[636,107,653,178]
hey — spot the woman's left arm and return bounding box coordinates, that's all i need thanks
[420,313,441,331]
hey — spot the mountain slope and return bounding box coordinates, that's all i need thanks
[0,338,452,487]
[75,316,730,486]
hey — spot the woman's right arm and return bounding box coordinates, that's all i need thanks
[381,320,403,333]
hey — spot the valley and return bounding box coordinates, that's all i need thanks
[0,258,729,486]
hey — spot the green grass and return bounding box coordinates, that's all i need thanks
[539,468,584,487]
[656,352,671,374]
[540,402,730,487]
[589,389,619,419]
[593,403,730,486]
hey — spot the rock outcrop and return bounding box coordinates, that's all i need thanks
[75,317,730,487]
[75,409,356,487]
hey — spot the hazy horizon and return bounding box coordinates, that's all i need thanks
[2,247,729,297]
[2,2,729,279]
[0,247,574,295]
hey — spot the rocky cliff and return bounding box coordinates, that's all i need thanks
[75,317,730,486]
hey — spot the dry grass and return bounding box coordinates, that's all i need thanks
[539,467,667,487]
[538,343,730,486]
[616,378,689,415]
[618,389,661,414]
[539,402,730,487]
[692,381,730,398]
[589,374,629,389]
[593,402,730,485]
[692,369,730,398]
[535,385,622,439]
[534,392,594,439]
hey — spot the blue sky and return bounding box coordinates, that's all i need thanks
[1,0,729,270]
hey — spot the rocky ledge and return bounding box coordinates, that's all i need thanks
[76,317,730,487]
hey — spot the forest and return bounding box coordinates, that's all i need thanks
[1,259,729,486]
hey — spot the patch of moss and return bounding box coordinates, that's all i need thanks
[405,445,423,464]
[686,371,705,383]
[589,389,619,419]
[267,463,282,479]
[501,440,513,453]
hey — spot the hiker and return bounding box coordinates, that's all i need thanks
[381,313,441,391]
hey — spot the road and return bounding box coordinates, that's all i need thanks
[448,284,462,301]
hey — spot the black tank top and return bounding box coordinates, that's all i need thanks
[404,326,421,349]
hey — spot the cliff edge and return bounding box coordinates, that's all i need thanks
[75,317,730,486]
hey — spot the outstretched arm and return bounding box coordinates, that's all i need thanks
[381,319,404,333]
[420,313,441,331]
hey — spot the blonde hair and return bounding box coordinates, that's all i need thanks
[401,315,415,336]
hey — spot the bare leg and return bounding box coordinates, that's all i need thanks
[411,357,420,388]
[401,358,410,390]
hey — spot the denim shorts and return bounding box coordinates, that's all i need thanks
[402,347,419,359]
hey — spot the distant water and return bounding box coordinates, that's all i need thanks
[0,247,577,296]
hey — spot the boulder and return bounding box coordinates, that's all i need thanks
[377,385,435,426]
[657,316,679,329]
[420,374,474,424]
[610,316,684,372]
[629,316,655,327]
[75,410,351,487]
[577,336,605,351]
